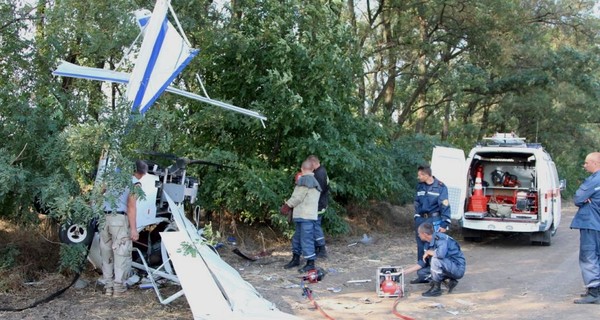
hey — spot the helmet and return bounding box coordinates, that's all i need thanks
[491,169,504,186]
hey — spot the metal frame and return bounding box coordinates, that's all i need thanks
[132,247,183,305]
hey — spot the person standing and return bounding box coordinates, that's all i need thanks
[282,160,322,272]
[571,152,600,304]
[404,222,466,297]
[410,164,452,284]
[308,155,329,258]
[100,160,146,296]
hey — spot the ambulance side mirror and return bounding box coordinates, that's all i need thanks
[559,179,566,191]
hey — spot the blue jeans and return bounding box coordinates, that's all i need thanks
[292,218,316,260]
[430,257,465,282]
[579,229,600,288]
[314,214,325,246]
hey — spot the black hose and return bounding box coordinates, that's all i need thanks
[0,272,82,312]
[0,241,91,312]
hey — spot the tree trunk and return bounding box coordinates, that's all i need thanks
[347,0,366,116]
[231,0,243,20]
[414,13,428,134]
[442,100,450,141]
[372,2,397,118]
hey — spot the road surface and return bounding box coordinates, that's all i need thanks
[282,205,599,319]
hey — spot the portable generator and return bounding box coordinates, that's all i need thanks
[376,266,404,298]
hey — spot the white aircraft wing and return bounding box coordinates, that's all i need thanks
[53,61,130,84]
[166,86,267,121]
[127,0,199,115]
[52,61,267,121]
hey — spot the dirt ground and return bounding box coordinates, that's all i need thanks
[1,204,599,319]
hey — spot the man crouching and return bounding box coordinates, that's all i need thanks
[281,160,322,272]
[404,222,466,297]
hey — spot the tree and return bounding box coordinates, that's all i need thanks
[0,0,598,235]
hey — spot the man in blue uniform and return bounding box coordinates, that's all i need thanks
[571,152,600,304]
[410,164,452,284]
[404,222,466,297]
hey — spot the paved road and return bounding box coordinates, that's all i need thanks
[438,205,598,319]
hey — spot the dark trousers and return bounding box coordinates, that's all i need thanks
[430,257,466,282]
[414,215,441,271]
[314,214,325,246]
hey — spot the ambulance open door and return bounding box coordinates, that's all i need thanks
[431,146,467,220]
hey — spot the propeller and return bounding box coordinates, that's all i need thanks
[176,158,237,170]
[134,150,178,160]
[135,150,237,171]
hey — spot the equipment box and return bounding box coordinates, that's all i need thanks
[376,266,404,298]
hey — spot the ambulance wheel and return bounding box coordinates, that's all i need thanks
[530,229,552,246]
[461,228,482,242]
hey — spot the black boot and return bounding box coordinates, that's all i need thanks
[447,279,459,293]
[422,281,442,297]
[316,245,328,258]
[574,286,600,304]
[580,287,590,297]
[298,259,315,273]
[283,254,300,269]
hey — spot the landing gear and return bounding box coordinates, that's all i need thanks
[59,220,96,246]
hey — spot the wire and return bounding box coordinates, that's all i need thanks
[116,30,143,71]
[168,2,191,47]
[195,73,211,99]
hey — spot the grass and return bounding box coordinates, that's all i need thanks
[0,217,61,292]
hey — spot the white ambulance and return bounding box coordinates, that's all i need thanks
[431,133,564,246]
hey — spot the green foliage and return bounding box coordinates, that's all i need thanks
[388,134,448,203]
[321,205,349,236]
[0,244,19,270]
[177,240,202,258]
[201,222,221,247]
[58,243,88,273]
[0,150,28,201]
[0,0,598,248]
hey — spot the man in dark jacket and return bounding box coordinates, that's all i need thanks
[404,222,466,297]
[308,155,329,258]
[571,152,600,304]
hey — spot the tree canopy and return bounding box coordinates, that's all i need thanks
[1,0,598,234]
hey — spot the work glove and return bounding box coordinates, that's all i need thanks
[280,203,292,215]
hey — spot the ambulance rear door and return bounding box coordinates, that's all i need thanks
[431,146,467,220]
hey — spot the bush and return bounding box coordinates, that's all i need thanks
[58,243,88,273]
[0,244,19,271]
